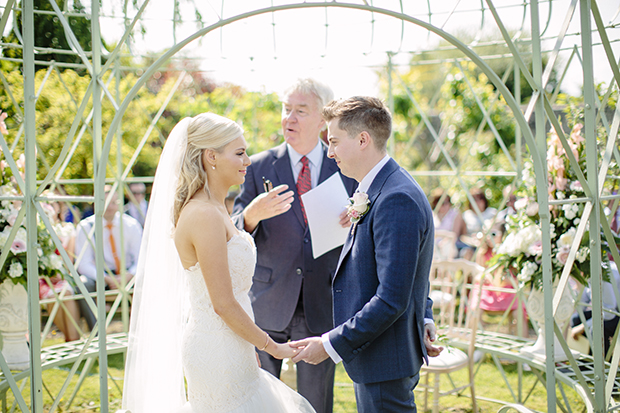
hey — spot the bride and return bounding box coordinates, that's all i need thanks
[121,113,315,412]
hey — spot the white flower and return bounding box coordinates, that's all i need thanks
[0,230,8,247]
[570,181,583,192]
[8,262,23,278]
[557,227,576,249]
[514,197,529,211]
[526,202,539,216]
[16,227,27,244]
[550,224,556,238]
[562,203,579,220]
[556,191,566,200]
[350,192,370,213]
[518,261,538,283]
[49,254,63,270]
[576,247,589,263]
[39,255,49,268]
[574,218,580,225]
[497,225,541,257]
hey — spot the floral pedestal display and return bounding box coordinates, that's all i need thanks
[521,285,576,362]
[0,279,29,370]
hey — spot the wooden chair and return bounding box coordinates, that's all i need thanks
[419,259,484,413]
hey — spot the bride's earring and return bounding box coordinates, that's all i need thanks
[212,165,216,170]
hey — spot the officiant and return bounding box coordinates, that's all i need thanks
[232,78,356,413]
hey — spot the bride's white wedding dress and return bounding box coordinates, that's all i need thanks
[178,231,315,413]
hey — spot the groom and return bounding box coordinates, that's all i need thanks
[291,96,438,412]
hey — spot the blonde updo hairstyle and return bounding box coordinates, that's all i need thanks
[173,113,243,226]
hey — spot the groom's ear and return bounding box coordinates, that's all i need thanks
[358,131,372,150]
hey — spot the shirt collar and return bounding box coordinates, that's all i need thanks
[287,140,323,168]
[357,155,390,194]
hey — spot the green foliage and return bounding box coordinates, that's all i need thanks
[1,0,101,73]
[384,60,518,209]
[0,64,283,196]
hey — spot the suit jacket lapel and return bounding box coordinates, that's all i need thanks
[272,143,307,229]
[333,159,400,279]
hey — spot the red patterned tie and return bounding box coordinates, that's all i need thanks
[297,156,311,225]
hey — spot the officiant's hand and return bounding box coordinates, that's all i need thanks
[289,337,329,365]
[243,184,294,232]
[424,323,444,357]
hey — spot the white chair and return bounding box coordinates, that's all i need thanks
[433,229,459,261]
[419,259,484,413]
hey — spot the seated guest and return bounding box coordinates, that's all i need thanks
[470,221,525,335]
[462,189,497,260]
[125,183,148,227]
[570,261,620,356]
[74,186,142,330]
[430,190,467,259]
[40,198,81,341]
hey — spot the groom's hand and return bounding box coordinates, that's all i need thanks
[289,337,329,365]
[424,323,444,357]
[243,184,294,232]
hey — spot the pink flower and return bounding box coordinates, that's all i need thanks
[527,240,543,256]
[570,124,584,145]
[556,176,568,191]
[16,154,25,171]
[10,239,26,255]
[547,155,564,173]
[556,246,570,265]
[0,111,7,136]
[6,211,18,226]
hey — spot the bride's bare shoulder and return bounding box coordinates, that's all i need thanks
[177,200,225,237]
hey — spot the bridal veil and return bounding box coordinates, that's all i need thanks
[122,117,192,413]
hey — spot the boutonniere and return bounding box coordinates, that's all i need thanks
[346,192,370,236]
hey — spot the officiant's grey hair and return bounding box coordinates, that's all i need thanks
[173,113,243,225]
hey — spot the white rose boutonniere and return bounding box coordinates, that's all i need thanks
[347,192,370,224]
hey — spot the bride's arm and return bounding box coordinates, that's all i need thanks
[188,209,295,359]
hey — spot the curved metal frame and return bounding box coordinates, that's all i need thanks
[2,0,618,411]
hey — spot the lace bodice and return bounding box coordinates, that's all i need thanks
[185,232,257,322]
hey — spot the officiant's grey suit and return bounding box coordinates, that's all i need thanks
[232,141,356,413]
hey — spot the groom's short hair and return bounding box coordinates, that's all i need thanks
[322,96,392,151]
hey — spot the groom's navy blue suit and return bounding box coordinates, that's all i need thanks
[329,158,434,410]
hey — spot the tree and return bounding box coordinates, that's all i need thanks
[2,0,100,73]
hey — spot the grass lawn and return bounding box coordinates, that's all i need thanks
[3,339,586,412]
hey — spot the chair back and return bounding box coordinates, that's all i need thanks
[433,229,458,260]
[429,259,484,354]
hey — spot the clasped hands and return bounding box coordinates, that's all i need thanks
[274,324,444,365]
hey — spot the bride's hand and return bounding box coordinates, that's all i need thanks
[269,342,299,360]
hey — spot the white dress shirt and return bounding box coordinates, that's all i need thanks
[126,200,148,227]
[287,140,324,189]
[75,212,143,281]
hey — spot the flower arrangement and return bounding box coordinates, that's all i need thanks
[0,111,67,287]
[488,106,619,290]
